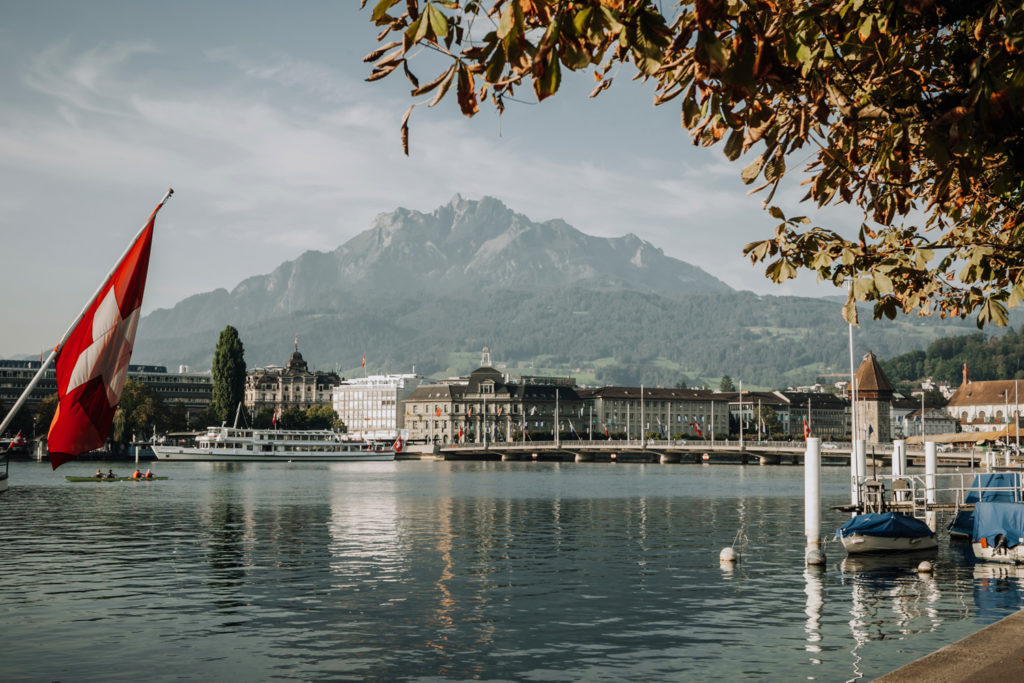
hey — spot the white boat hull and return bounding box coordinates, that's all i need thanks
[972,542,1024,564]
[152,446,394,462]
[840,533,937,554]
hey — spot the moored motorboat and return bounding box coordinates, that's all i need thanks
[972,501,1024,564]
[151,426,394,462]
[948,472,1021,539]
[835,512,938,554]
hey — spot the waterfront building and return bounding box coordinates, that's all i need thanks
[579,386,730,440]
[403,366,582,444]
[244,342,340,414]
[894,406,958,439]
[775,391,849,440]
[852,351,894,443]
[331,373,422,439]
[945,363,1023,433]
[0,360,212,411]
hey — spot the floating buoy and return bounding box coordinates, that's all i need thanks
[918,560,933,573]
[805,547,826,566]
[532,452,538,459]
[719,547,737,563]
[611,453,617,461]
[702,453,710,461]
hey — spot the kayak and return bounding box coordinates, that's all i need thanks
[66,476,168,482]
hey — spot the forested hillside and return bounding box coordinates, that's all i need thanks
[882,326,1024,386]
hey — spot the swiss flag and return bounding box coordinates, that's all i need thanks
[8,431,26,449]
[47,199,165,468]
[803,418,811,440]
[393,436,403,453]
[693,418,703,438]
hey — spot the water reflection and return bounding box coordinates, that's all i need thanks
[2,462,1021,682]
[804,567,824,666]
[973,563,1024,618]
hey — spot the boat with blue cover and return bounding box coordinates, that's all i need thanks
[948,472,1020,539]
[836,512,937,554]
[972,501,1024,564]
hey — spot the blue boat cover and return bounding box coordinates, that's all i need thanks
[949,473,1019,534]
[973,502,1024,548]
[836,512,934,539]
[965,472,1020,503]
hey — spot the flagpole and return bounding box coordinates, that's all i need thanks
[0,188,173,438]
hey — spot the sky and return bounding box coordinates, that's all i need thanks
[0,1,861,358]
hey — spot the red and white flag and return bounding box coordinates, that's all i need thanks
[272,408,278,428]
[693,418,703,438]
[8,431,25,450]
[47,195,168,469]
[361,353,366,368]
[392,436,403,453]
[803,418,811,440]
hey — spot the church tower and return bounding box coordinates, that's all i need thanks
[852,351,895,443]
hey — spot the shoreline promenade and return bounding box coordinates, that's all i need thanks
[876,609,1024,682]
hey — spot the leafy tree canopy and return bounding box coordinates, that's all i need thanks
[719,375,735,392]
[363,1,1024,327]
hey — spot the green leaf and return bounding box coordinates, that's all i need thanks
[371,0,400,22]
[741,154,765,184]
[723,129,743,160]
[978,298,1009,327]
[534,50,561,101]
[859,15,873,41]
[427,4,449,39]
[682,92,701,129]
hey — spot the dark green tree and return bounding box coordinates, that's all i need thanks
[34,394,59,439]
[279,406,308,430]
[306,403,338,430]
[112,379,162,453]
[211,325,246,424]
[719,375,736,393]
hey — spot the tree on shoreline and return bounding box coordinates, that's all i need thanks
[212,326,246,424]
[362,1,1024,328]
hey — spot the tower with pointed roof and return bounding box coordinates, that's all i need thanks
[852,351,894,443]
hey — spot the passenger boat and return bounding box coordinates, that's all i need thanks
[151,426,395,462]
[66,476,168,482]
[972,501,1024,564]
[835,512,938,554]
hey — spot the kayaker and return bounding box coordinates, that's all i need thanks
[95,469,103,478]
[106,469,116,479]
[144,469,153,479]
[131,468,141,479]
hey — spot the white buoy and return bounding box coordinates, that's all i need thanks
[719,547,737,563]
[918,560,933,573]
[805,547,826,566]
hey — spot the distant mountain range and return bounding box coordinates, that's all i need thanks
[133,195,984,386]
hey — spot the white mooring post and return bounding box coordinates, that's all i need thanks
[925,441,938,532]
[850,439,867,514]
[892,439,907,501]
[805,437,825,565]
[925,441,937,505]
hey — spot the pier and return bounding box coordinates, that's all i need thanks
[409,439,1016,468]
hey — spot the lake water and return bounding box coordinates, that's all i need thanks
[1,460,1020,681]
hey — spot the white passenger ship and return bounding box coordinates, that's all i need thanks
[152,426,395,462]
